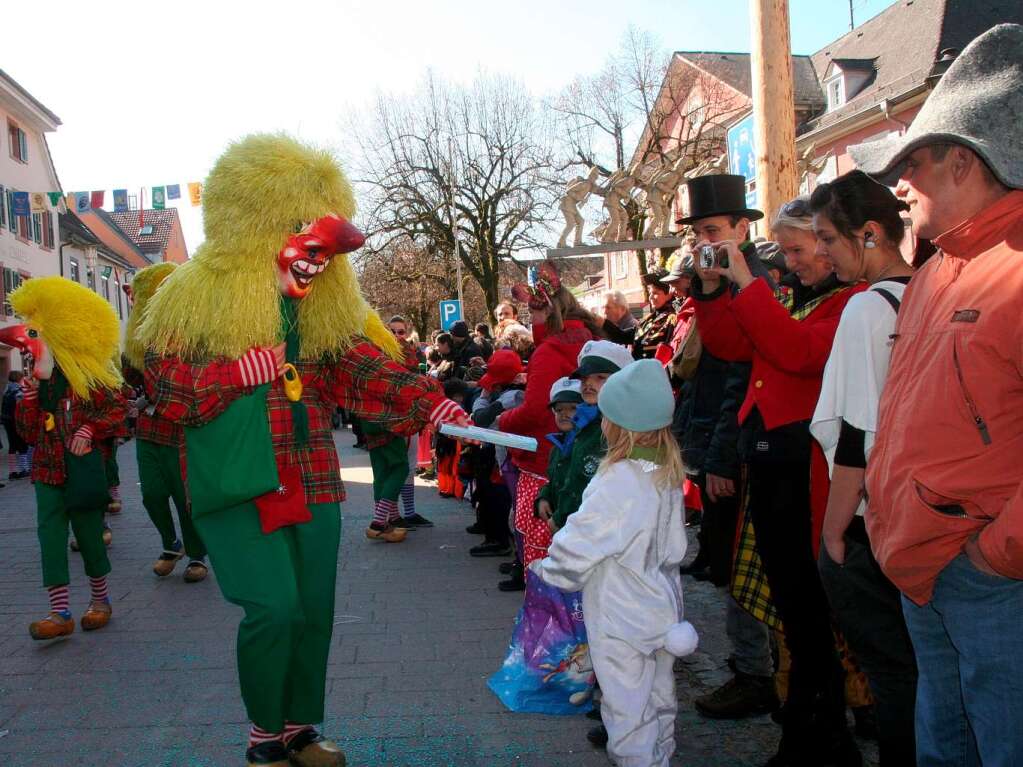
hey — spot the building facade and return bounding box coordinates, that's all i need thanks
[0,69,63,379]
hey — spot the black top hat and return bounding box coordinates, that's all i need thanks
[676,174,764,225]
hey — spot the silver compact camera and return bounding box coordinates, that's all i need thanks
[699,244,728,270]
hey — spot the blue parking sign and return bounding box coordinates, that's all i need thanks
[439,300,463,331]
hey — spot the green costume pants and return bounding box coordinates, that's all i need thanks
[36,482,111,588]
[363,420,409,502]
[136,439,206,559]
[104,450,119,488]
[193,500,341,732]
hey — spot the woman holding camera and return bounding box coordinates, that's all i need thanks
[692,198,865,766]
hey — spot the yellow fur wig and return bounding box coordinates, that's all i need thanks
[123,262,177,371]
[9,276,122,398]
[137,133,399,362]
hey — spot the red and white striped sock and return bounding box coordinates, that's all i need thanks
[109,485,121,501]
[89,576,109,603]
[282,722,313,745]
[47,585,70,615]
[372,499,398,526]
[249,724,283,748]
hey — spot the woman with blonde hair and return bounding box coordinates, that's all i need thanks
[534,360,698,767]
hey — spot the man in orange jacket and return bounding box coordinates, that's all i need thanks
[853,24,1023,766]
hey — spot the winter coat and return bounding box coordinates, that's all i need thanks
[497,320,594,475]
[538,405,606,529]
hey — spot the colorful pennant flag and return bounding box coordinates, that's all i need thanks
[90,190,105,209]
[12,192,30,217]
[187,182,203,207]
[74,192,90,213]
[113,189,129,212]
[47,192,63,208]
[30,192,47,213]
[166,184,181,200]
[152,186,166,210]
[101,265,113,279]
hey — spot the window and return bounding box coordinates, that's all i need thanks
[7,121,28,163]
[2,268,24,317]
[69,257,80,283]
[138,225,154,236]
[611,251,628,279]
[41,212,53,249]
[102,272,110,300]
[0,185,5,230]
[114,271,123,319]
[4,190,14,233]
[87,267,96,291]
[31,214,41,244]
[826,77,845,111]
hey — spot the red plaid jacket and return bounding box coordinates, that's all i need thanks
[145,339,463,504]
[124,363,183,447]
[15,383,129,486]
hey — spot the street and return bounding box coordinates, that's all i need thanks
[0,429,875,766]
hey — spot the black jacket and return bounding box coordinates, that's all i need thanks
[673,354,749,480]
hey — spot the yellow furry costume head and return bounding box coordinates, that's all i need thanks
[137,133,399,361]
[123,262,176,371]
[9,276,122,398]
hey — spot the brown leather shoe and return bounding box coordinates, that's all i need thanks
[102,527,113,546]
[365,524,406,543]
[183,561,209,583]
[107,499,122,514]
[80,600,112,631]
[29,612,75,640]
[153,548,184,577]
[287,729,346,767]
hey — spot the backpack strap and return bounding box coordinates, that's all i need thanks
[872,287,901,314]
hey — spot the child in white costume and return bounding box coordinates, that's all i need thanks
[533,359,698,767]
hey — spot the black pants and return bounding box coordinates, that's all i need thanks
[351,416,365,445]
[819,518,918,766]
[748,458,845,718]
[478,480,512,546]
[694,472,740,587]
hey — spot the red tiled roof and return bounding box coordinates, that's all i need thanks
[107,208,183,256]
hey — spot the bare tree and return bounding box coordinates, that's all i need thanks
[345,71,559,315]
[549,28,748,270]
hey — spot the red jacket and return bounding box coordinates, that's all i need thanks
[693,278,865,429]
[497,320,594,475]
[867,191,1023,603]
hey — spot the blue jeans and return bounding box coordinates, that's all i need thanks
[901,553,1023,766]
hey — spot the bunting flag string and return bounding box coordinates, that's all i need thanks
[9,180,206,216]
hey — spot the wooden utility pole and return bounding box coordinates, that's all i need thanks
[750,0,799,236]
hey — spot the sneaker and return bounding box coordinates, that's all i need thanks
[498,575,525,592]
[694,672,779,720]
[586,725,608,748]
[397,513,434,529]
[471,541,513,557]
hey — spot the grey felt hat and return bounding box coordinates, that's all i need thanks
[849,24,1023,189]
[598,359,674,432]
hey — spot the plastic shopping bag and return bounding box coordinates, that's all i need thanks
[488,570,596,715]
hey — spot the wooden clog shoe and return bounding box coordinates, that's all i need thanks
[246,740,290,766]
[287,729,346,767]
[80,600,112,631]
[29,612,75,640]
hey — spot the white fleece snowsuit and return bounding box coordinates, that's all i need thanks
[534,458,690,767]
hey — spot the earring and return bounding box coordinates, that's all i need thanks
[864,234,877,249]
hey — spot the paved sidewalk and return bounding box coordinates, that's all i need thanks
[0,430,878,766]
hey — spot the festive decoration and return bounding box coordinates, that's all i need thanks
[12,192,30,217]
[152,186,166,210]
[187,182,202,207]
[74,192,90,213]
[113,189,129,212]
[90,190,105,209]
[30,193,47,213]
[46,192,62,208]
[166,184,181,200]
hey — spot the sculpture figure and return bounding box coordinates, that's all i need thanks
[557,166,601,248]
[595,169,637,243]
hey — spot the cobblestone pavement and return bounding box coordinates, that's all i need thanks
[0,430,879,766]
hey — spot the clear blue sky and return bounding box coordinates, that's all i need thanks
[5,0,898,251]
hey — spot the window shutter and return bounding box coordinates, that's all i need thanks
[18,129,27,163]
[32,213,41,243]
[5,191,13,233]
[0,185,5,229]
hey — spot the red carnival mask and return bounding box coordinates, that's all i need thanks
[0,324,53,379]
[510,259,562,310]
[276,214,365,299]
